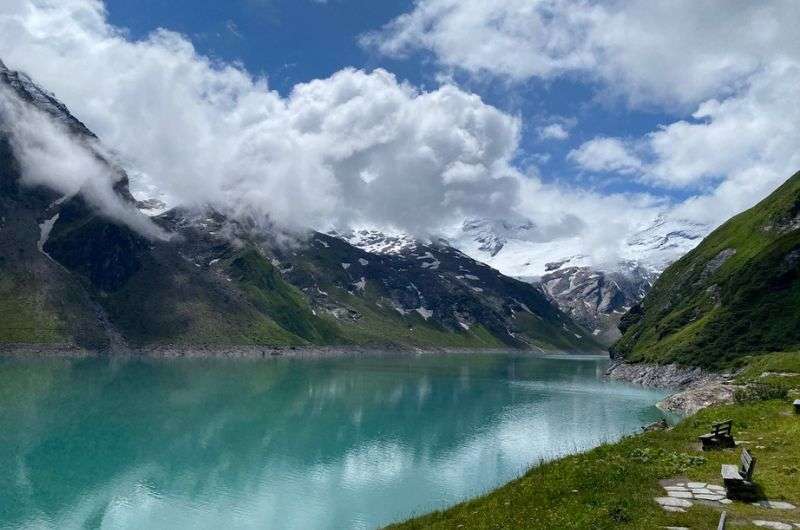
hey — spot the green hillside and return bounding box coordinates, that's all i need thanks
[612,171,800,369]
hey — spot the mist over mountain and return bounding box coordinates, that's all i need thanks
[0,62,598,354]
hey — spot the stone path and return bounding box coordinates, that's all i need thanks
[754,501,798,510]
[751,521,800,529]
[655,481,729,511]
[655,480,799,528]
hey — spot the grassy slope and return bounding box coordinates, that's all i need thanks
[613,172,800,369]
[393,352,800,530]
[0,269,65,344]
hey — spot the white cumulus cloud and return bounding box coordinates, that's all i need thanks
[0,0,523,236]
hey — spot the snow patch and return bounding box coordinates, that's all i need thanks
[341,263,351,270]
[37,213,60,259]
[358,258,369,266]
[415,307,433,320]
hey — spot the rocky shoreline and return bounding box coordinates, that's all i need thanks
[606,360,741,415]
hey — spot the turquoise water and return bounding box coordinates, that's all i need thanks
[0,354,669,530]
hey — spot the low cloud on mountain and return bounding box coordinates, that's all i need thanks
[0,0,528,237]
[0,82,168,240]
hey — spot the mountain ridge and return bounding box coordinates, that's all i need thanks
[612,171,800,368]
[0,61,600,354]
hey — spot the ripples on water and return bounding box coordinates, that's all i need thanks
[0,354,669,530]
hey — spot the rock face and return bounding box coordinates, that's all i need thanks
[657,384,738,415]
[606,361,730,389]
[607,361,739,415]
[539,264,657,345]
[0,60,600,354]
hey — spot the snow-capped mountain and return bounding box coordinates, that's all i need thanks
[456,215,708,279]
[330,228,419,255]
[335,214,708,345]
[621,214,707,269]
[460,217,535,257]
[539,263,658,345]
[451,214,708,342]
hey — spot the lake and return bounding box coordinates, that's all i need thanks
[0,353,670,530]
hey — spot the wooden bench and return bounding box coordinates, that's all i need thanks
[722,448,757,500]
[794,399,800,414]
[699,419,735,450]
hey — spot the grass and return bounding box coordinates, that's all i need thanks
[392,353,800,529]
[0,271,65,343]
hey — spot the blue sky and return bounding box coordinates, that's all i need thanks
[103,0,680,199]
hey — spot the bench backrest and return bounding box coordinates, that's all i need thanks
[712,420,732,436]
[740,448,756,480]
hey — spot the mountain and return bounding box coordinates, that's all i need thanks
[450,215,704,344]
[337,219,683,346]
[612,171,800,369]
[455,215,707,280]
[539,263,657,345]
[0,61,599,354]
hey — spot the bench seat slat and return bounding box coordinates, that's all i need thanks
[721,464,743,481]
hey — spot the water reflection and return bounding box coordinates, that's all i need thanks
[0,354,668,530]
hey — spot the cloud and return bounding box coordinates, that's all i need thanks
[571,61,800,223]
[0,0,523,237]
[567,137,641,175]
[364,0,800,108]
[366,0,800,229]
[0,82,168,240]
[537,123,569,141]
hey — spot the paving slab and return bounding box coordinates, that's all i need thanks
[692,488,714,495]
[667,491,694,499]
[753,501,798,510]
[695,494,726,501]
[656,497,693,508]
[687,482,707,488]
[752,521,793,530]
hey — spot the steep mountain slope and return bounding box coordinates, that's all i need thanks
[540,264,657,345]
[0,61,598,354]
[613,171,800,368]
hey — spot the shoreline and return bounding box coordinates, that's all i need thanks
[0,343,608,361]
[2,344,730,414]
[606,359,740,415]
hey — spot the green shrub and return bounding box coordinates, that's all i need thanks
[735,382,789,403]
